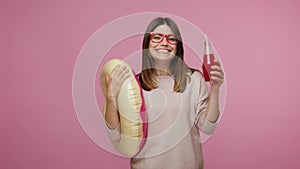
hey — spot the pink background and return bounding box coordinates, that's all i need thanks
[2,0,300,168]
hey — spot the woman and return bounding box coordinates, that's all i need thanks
[104,17,224,169]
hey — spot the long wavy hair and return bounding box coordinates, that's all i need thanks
[139,17,194,93]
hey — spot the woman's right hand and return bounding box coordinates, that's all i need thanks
[105,64,130,102]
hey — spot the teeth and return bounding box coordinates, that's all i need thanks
[157,49,169,53]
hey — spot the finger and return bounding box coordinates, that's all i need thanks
[106,74,113,90]
[120,73,130,82]
[118,67,130,78]
[210,76,224,84]
[211,65,223,74]
[106,74,110,83]
[211,75,224,81]
[213,59,221,66]
[105,75,109,88]
[115,65,127,77]
[110,64,121,76]
[104,75,111,97]
[210,71,224,79]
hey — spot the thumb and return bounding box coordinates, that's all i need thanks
[105,74,110,89]
[106,74,109,83]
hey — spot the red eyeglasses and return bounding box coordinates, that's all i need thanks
[149,32,179,45]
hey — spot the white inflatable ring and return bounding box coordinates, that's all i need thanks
[100,59,147,157]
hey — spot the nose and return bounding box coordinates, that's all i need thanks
[160,36,168,46]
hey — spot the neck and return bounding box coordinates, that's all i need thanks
[154,62,171,76]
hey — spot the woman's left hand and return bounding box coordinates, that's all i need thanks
[210,59,224,88]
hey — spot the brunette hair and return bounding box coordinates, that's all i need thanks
[139,17,193,92]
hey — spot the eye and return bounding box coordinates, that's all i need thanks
[153,34,162,40]
[168,35,177,42]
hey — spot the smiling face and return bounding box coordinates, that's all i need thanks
[149,24,177,67]
[140,17,187,92]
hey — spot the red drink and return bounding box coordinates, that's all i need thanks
[202,36,215,81]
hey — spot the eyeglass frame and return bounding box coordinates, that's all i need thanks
[149,32,179,45]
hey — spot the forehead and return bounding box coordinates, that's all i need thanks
[152,24,174,34]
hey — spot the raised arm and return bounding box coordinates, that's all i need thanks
[204,59,224,123]
[104,64,129,129]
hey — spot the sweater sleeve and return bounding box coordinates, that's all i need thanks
[194,72,219,135]
[105,121,121,142]
[102,100,122,142]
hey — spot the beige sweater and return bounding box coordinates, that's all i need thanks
[106,71,219,169]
